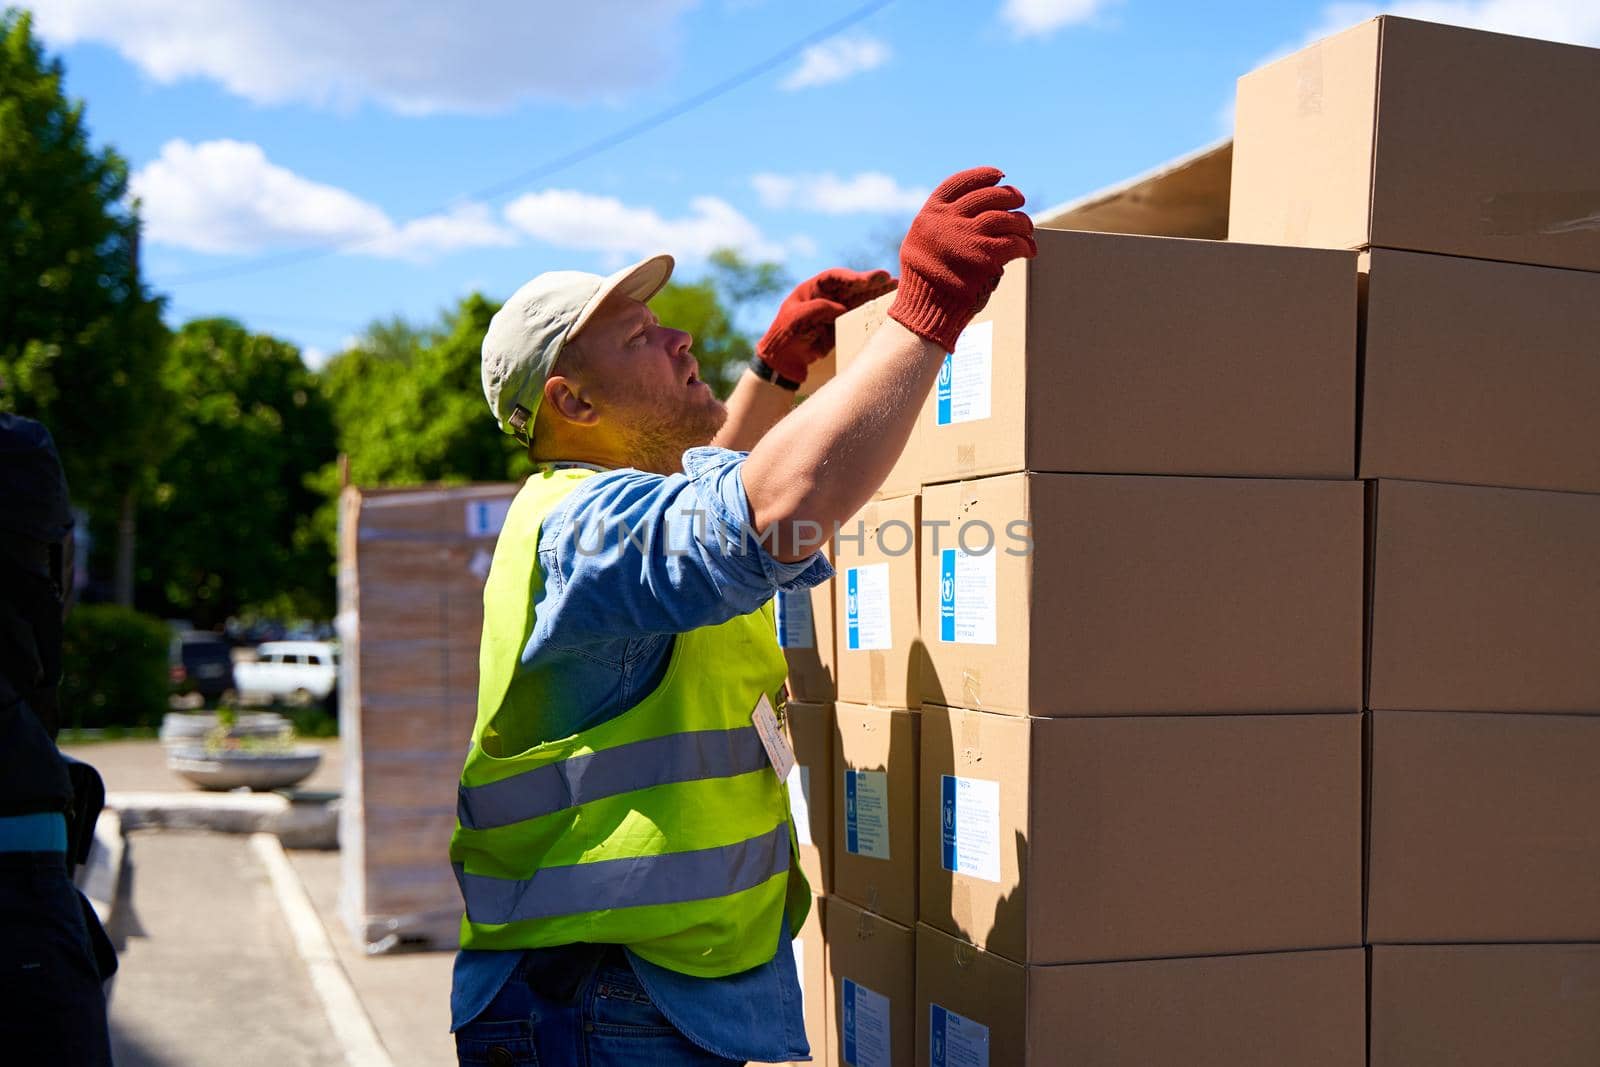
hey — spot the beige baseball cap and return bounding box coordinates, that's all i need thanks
[481,253,674,438]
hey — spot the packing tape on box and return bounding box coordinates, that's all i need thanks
[953,938,977,969]
[1479,190,1600,236]
[869,653,887,703]
[856,909,876,941]
[961,668,983,710]
[956,445,976,473]
[959,484,980,516]
[960,712,983,762]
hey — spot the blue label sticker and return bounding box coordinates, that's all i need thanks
[936,353,953,425]
[930,1004,948,1067]
[941,774,958,873]
[775,590,789,647]
[843,979,858,1063]
[939,549,956,642]
[845,770,859,855]
[846,568,861,650]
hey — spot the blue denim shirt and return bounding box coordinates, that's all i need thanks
[452,447,832,1063]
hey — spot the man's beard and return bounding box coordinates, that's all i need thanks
[623,394,727,475]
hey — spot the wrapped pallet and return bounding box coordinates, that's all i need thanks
[336,481,519,953]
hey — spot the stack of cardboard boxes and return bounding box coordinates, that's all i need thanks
[1233,16,1600,1065]
[776,556,839,1065]
[830,228,1371,1066]
[337,482,519,952]
[790,15,1600,1064]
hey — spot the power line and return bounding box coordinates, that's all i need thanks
[154,0,896,287]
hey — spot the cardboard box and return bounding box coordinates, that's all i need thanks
[1368,711,1600,944]
[779,896,830,1067]
[777,543,836,702]
[834,493,922,709]
[337,482,519,951]
[1371,944,1600,1067]
[1368,480,1600,713]
[920,705,1361,964]
[784,700,833,896]
[826,897,915,1067]
[832,702,920,927]
[1230,16,1600,273]
[1360,250,1600,493]
[919,473,1364,716]
[912,228,1356,485]
[835,292,925,498]
[916,925,1365,1067]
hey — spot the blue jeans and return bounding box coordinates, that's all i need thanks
[455,945,745,1066]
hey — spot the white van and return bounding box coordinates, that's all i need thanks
[234,641,339,704]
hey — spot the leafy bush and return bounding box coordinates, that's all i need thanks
[59,605,170,729]
[286,704,339,738]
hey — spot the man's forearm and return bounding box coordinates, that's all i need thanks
[742,319,942,561]
[711,369,795,453]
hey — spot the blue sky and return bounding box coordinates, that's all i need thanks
[25,0,1600,366]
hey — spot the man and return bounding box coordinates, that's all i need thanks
[450,166,1035,1064]
[0,414,116,1066]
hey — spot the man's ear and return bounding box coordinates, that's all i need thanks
[543,375,598,426]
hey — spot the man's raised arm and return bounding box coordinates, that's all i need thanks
[742,166,1037,561]
[712,267,896,453]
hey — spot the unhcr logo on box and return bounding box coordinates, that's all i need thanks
[936,352,954,425]
[845,568,861,650]
[939,548,956,642]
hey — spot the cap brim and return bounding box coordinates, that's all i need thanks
[569,254,675,342]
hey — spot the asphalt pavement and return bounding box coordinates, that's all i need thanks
[107,831,346,1067]
[59,739,458,1067]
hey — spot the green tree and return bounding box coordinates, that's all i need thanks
[322,294,526,488]
[137,318,337,625]
[0,9,174,603]
[309,295,530,560]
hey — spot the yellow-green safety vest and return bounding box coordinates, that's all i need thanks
[449,466,810,976]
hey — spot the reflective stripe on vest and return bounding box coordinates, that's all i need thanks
[454,821,789,924]
[457,726,770,830]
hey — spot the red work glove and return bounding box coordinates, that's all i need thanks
[756,268,898,385]
[888,166,1036,351]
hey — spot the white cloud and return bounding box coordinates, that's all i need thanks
[999,0,1112,38]
[504,189,791,262]
[1301,0,1600,46]
[367,203,519,261]
[300,346,330,371]
[29,0,695,114]
[780,34,891,90]
[752,171,928,214]
[129,139,516,261]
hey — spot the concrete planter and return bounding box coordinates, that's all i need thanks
[167,746,322,792]
[160,711,290,747]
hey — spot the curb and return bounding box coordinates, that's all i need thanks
[108,790,339,848]
[251,833,395,1067]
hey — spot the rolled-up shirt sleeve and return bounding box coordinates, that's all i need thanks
[535,448,833,646]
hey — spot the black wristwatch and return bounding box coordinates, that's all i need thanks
[748,354,802,392]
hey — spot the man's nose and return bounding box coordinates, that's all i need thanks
[666,326,693,353]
